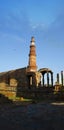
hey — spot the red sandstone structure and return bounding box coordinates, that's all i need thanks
[27,37,37,72]
[0,37,64,100]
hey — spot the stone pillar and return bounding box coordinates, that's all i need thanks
[30,76,33,85]
[57,73,59,84]
[61,71,63,86]
[42,74,44,86]
[47,72,49,87]
[51,72,53,87]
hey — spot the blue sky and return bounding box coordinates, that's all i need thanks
[0,0,64,82]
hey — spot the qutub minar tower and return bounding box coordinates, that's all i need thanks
[27,37,37,72]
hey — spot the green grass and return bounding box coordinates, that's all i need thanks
[15,97,32,102]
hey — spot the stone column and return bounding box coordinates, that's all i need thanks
[57,73,59,84]
[42,74,44,86]
[61,71,63,86]
[51,72,53,87]
[47,72,49,87]
[30,76,33,85]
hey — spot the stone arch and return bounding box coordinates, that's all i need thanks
[26,71,36,88]
[38,68,53,87]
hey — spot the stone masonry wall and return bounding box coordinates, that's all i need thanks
[0,67,42,100]
[0,67,28,100]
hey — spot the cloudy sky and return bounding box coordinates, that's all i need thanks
[0,0,64,82]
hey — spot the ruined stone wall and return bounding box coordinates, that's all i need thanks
[9,67,27,87]
[0,67,42,100]
[0,67,27,88]
[0,67,28,100]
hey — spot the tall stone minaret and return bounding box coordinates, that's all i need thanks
[27,37,37,72]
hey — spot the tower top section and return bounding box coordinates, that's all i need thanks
[30,36,35,45]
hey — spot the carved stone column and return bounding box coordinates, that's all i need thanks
[61,71,63,86]
[42,74,44,86]
[47,72,49,87]
[51,72,53,87]
[30,76,33,85]
[57,73,59,84]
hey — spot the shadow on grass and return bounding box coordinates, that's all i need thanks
[0,94,13,104]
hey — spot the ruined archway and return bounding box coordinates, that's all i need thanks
[39,68,53,87]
